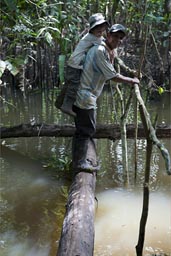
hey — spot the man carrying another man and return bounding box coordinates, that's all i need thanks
[72,24,140,172]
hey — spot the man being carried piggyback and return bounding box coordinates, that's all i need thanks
[72,24,140,172]
[56,13,109,117]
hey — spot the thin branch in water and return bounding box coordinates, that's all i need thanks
[135,140,153,256]
[134,25,148,182]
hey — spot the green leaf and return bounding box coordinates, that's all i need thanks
[37,27,47,37]
[58,54,66,84]
[48,26,61,33]
[45,32,53,45]
[158,87,164,95]
[0,60,6,77]
[5,61,19,76]
[163,31,170,37]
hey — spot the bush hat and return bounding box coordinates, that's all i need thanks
[89,13,109,31]
[109,24,126,35]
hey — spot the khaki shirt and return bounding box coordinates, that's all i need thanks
[74,42,120,109]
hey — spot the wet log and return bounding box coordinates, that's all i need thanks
[0,123,171,139]
[57,139,97,256]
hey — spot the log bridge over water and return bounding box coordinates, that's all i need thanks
[0,123,171,255]
[1,123,171,140]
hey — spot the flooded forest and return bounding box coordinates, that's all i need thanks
[0,1,171,256]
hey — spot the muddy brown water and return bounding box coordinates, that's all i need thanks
[0,90,171,256]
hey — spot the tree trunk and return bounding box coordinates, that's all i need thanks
[57,171,96,256]
[57,139,97,256]
[1,123,171,140]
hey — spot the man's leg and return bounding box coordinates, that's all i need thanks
[72,106,99,172]
[60,67,81,117]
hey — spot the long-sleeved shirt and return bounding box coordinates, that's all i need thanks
[67,33,104,70]
[74,42,120,109]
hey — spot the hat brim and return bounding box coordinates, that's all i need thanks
[89,20,109,31]
[110,29,126,35]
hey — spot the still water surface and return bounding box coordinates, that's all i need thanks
[0,90,171,256]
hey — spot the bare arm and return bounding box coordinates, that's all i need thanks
[112,74,140,85]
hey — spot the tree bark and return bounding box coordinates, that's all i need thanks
[1,123,171,140]
[57,139,97,256]
[57,171,96,256]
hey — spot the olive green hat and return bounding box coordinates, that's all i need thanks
[89,13,109,31]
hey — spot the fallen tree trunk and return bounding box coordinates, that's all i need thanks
[0,123,171,139]
[57,172,96,256]
[57,139,97,256]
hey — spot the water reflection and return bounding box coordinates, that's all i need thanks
[0,233,50,256]
[0,90,171,256]
[94,189,171,256]
[0,146,69,256]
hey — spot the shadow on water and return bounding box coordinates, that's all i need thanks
[0,89,171,255]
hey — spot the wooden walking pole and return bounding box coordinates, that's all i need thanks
[134,83,171,256]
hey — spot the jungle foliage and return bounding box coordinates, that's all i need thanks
[0,0,171,91]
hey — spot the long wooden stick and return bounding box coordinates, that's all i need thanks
[134,25,148,181]
[134,84,171,175]
[135,139,152,256]
[134,83,171,256]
